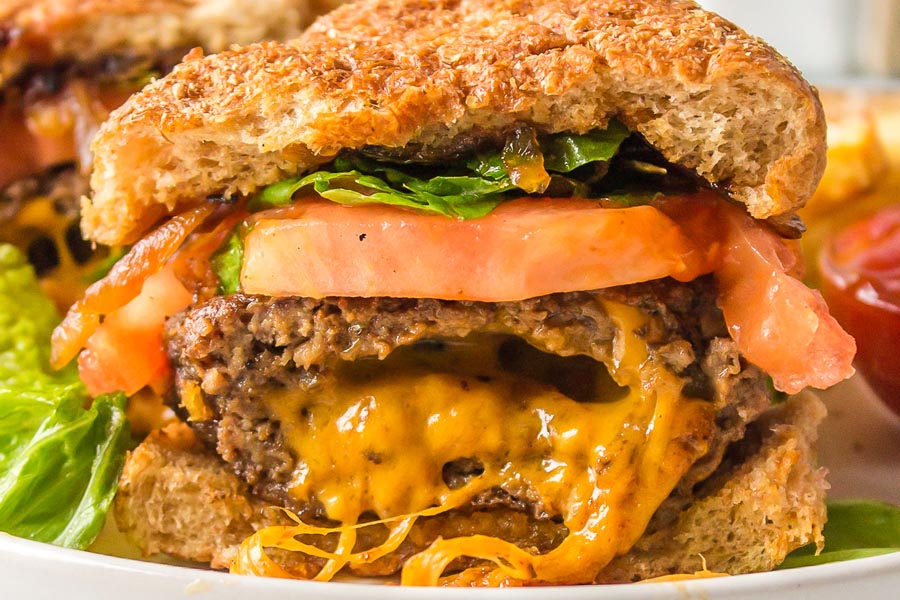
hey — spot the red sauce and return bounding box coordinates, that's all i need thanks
[820,205,900,416]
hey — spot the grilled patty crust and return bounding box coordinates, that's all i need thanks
[166,276,772,527]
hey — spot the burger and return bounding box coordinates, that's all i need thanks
[0,0,319,308]
[50,0,856,586]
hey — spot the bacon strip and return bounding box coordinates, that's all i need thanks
[50,204,215,369]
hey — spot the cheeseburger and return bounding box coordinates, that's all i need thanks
[0,0,318,307]
[52,0,855,586]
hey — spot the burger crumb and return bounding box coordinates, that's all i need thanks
[184,579,213,594]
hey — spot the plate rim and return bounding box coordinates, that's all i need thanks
[3,532,900,598]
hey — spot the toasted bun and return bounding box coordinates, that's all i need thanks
[114,394,827,579]
[597,392,827,581]
[113,422,270,569]
[0,0,316,86]
[83,0,826,246]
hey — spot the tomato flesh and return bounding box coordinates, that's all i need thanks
[0,83,133,188]
[657,195,856,394]
[242,198,713,302]
[821,205,900,415]
[78,265,193,397]
[711,203,855,394]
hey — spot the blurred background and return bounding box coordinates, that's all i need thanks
[699,0,900,83]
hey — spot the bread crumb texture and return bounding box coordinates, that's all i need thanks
[83,0,826,245]
[114,423,271,569]
[0,0,316,87]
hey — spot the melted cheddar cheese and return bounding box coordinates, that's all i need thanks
[0,194,115,311]
[231,301,717,585]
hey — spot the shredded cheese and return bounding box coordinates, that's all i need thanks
[230,301,717,585]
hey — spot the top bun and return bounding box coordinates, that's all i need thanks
[0,0,316,85]
[83,0,826,245]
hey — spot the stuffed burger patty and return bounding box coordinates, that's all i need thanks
[52,0,854,586]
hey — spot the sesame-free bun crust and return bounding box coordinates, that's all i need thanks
[84,0,826,245]
[0,0,316,86]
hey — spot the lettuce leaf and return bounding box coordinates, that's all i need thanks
[778,499,900,569]
[252,123,631,218]
[0,386,127,548]
[0,244,128,550]
[0,245,67,385]
[541,123,630,173]
[253,158,513,219]
[466,124,628,178]
[210,231,245,295]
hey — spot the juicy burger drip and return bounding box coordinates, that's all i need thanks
[232,301,718,585]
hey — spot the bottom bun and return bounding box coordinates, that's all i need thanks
[114,394,827,582]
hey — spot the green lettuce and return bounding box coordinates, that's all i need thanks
[0,245,65,385]
[254,156,513,219]
[779,499,900,569]
[222,123,632,294]
[252,123,631,218]
[210,231,245,295]
[0,385,127,548]
[536,123,630,173]
[0,244,128,550]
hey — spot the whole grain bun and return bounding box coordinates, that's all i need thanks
[113,421,270,569]
[83,0,826,245]
[0,0,318,86]
[114,394,827,580]
[597,392,827,582]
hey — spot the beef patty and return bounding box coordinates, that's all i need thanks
[166,276,772,535]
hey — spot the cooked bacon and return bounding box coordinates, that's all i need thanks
[50,204,215,369]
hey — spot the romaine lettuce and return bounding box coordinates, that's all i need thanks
[210,231,245,296]
[0,244,128,550]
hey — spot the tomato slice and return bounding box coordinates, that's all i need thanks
[0,111,74,189]
[0,82,133,188]
[717,216,856,394]
[77,265,193,397]
[242,198,714,301]
[657,195,856,394]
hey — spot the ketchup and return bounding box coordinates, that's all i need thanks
[820,205,900,416]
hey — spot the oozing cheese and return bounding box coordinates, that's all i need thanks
[233,301,717,585]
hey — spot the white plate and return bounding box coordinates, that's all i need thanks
[1,375,899,599]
